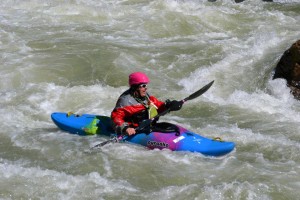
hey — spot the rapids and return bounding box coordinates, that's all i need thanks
[1,0,300,199]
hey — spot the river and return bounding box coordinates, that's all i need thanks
[1,0,300,199]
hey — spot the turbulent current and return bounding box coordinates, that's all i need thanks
[1,0,300,199]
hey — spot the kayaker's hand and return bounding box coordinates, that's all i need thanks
[166,100,183,111]
[125,127,136,135]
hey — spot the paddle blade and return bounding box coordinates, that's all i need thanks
[91,139,114,149]
[91,136,122,149]
[183,80,214,102]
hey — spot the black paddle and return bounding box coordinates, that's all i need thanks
[91,80,214,150]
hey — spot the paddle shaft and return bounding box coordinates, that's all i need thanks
[91,135,125,149]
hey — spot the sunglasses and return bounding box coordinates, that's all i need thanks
[139,84,147,88]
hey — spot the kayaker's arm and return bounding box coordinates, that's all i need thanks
[90,120,150,149]
[111,108,128,134]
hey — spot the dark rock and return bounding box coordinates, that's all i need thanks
[273,40,300,99]
[233,0,273,2]
[208,0,273,2]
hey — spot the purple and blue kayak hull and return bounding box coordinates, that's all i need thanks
[51,112,235,157]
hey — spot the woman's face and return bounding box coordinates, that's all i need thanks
[137,84,147,97]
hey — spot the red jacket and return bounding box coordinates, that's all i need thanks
[111,89,167,134]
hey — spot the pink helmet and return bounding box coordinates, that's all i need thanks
[129,72,150,86]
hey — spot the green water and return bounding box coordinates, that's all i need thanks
[1,0,300,199]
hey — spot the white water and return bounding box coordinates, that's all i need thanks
[1,0,300,199]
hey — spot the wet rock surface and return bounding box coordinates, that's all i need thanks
[273,40,300,100]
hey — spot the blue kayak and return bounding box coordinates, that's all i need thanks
[51,112,235,157]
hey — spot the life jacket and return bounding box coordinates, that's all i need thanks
[111,89,166,134]
[133,95,158,119]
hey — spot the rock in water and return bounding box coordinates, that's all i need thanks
[273,40,300,100]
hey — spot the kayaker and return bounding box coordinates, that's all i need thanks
[111,71,183,136]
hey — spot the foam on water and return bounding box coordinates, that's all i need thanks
[1,0,300,199]
[0,158,138,199]
[0,81,123,154]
